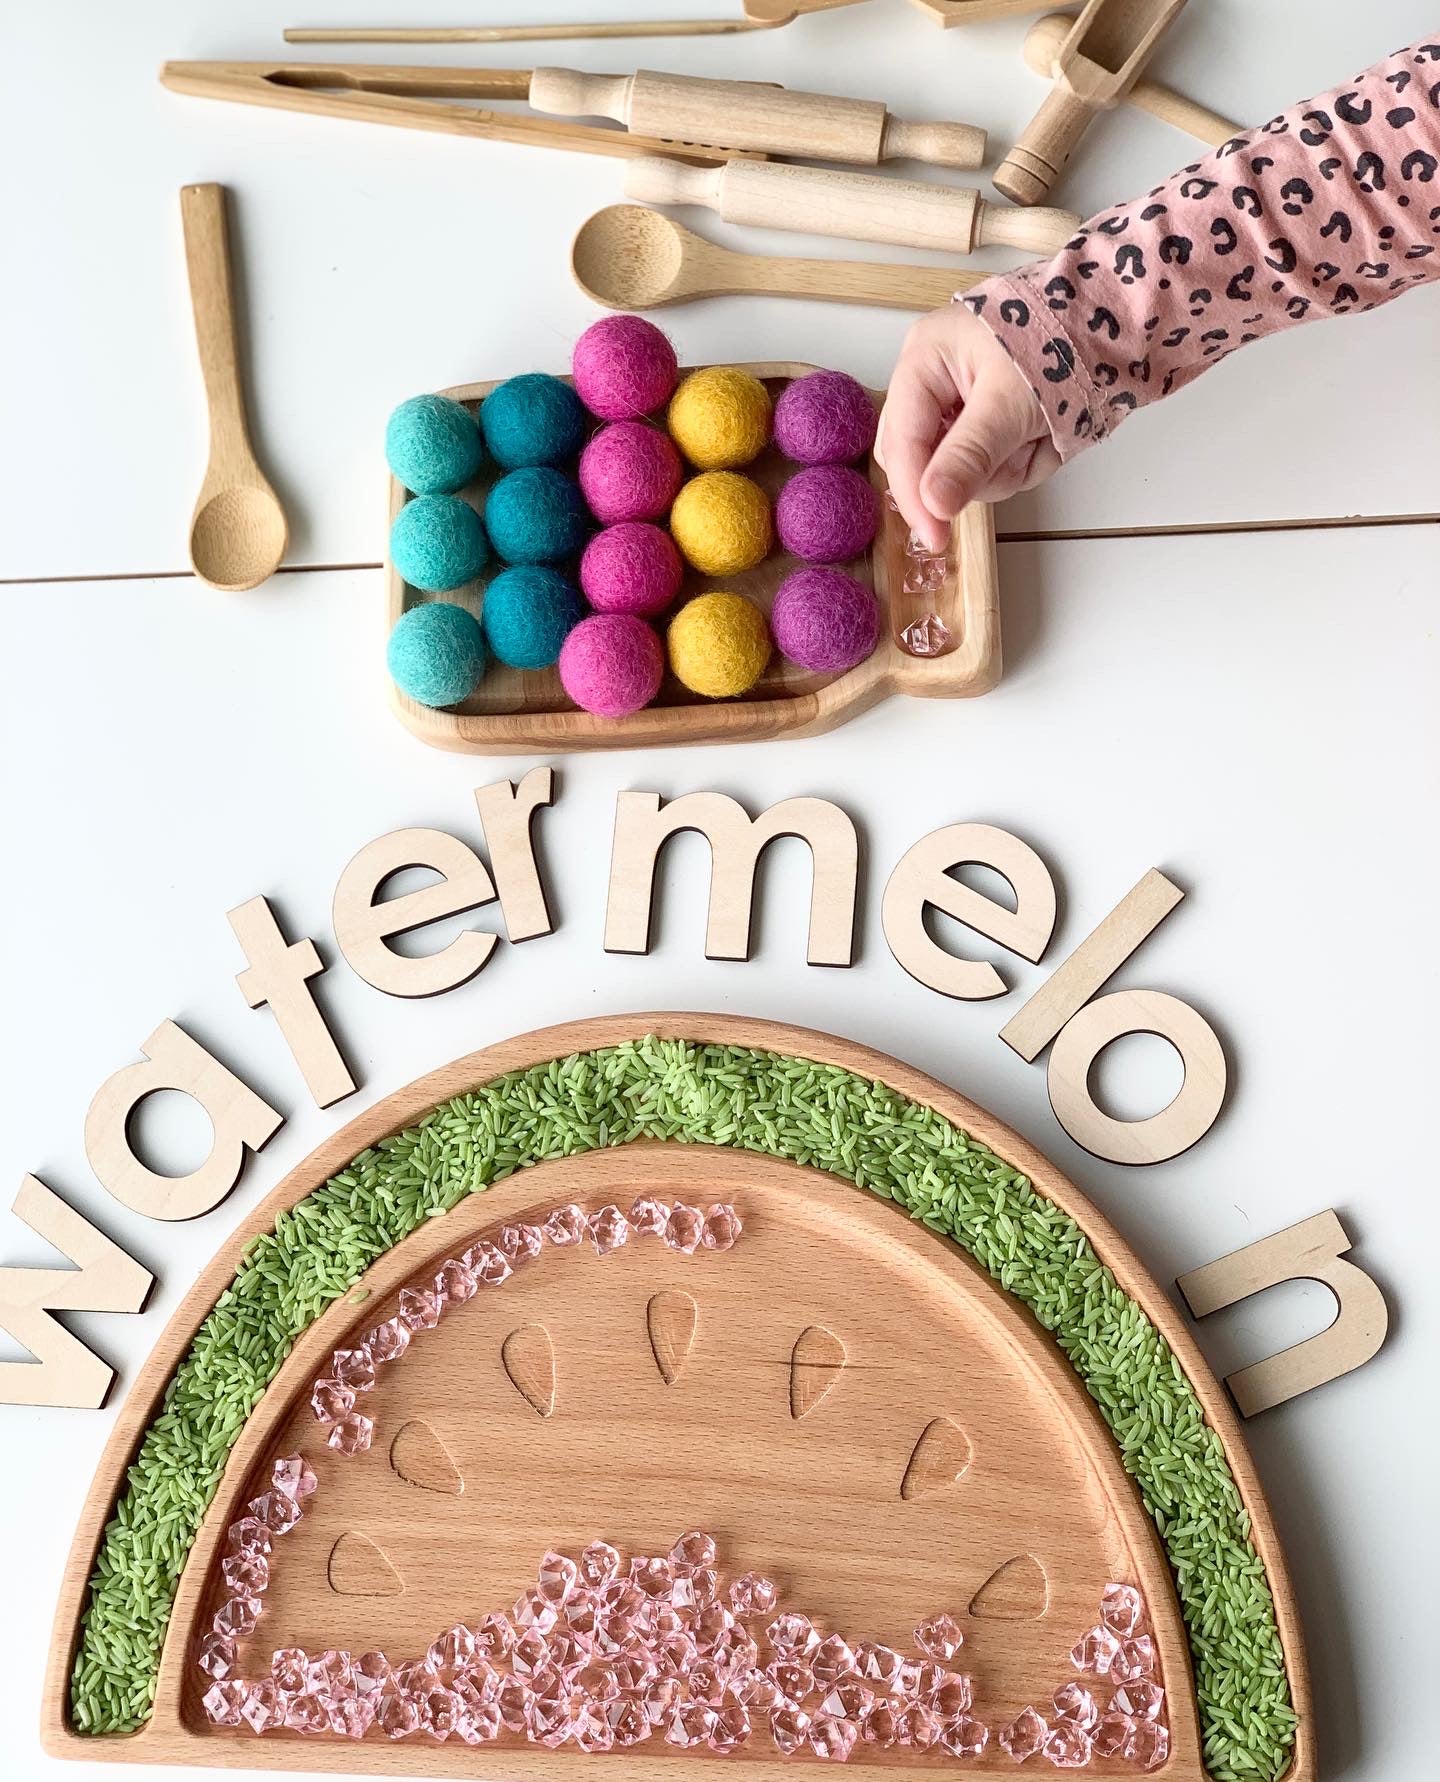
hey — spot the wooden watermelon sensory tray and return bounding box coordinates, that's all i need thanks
[384,364,1001,754]
[47,1018,1309,1781]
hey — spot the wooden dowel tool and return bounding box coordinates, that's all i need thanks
[996,0,1191,205]
[282,0,874,43]
[908,0,1055,23]
[528,67,986,169]
[624,155,1081,256]
[1023,11,1239,147]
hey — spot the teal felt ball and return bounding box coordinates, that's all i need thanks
[479,373,587,470]
[482,565,586,669]
[390,494,490,592]
[484,466,590,565]
[386,601,487,707]
[385,393,486,495]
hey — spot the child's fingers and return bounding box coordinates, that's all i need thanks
[877,350,954,555]
[918,378,1038,525]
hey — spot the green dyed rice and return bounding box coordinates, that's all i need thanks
[69,1039,1296,1781]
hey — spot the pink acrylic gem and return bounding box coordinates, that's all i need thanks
[538,1549,580,1605]
[1113,1679,1164,1721]
[630,1195,670,1236]
[711,1699,752,1754]
[544,1203,587,1245]
[309,1377,354,1422]
[546,1630,587,1672]
[422,1685,463,1740]
[929,1671,972,1717]
[1112,1633,1157,1683]
[513,1589,558,1632]
[767,1612,820,1659]
[632,1555,673,1598]
[213,1595,260,1639]
[495,1675,532,1732]
[326,1410,373,1455]
[701,1203,743,1250]
[1100,1581,1145,1637]
[1092,1712,1133,1758]
[464,1240,514,1286]
[392,1658,439,1695]
[645,1598,684,1639]
[580,1540,621,1586]
[712,1625,758,1675]
[915,1613,963,1661]
[284,1691,329,1734]
[202,1680,247,1725]
[672,1568,714,1611]
[820,1676,874,1720]
[271,1453,316,1501]
[329,1694,375,1739]
[671,1528,718,1569]
[812,1634,856,1685]
[663,1203,704,1252]
[862,1702,899,1747]
[429,1623,477,1675]
[435,1258,477,1304]
[1053,1682,1098,1730]
[239,1677,284,1733]
[564,1590,599,1637]
[688,1659,728,1705]
[226,1515,272,1557]
[616,1653,658,1693]
[222,1550,268,1596]
[332,1344,376,1390]
[588,1203,632,1254]
[397,1285,441,1331]
[940,1714,989,1757]
[643,1675,682,1725]
[1044,1722,1094,1768]
[771,1701,812,1755]
[511,1629,550,1676]
[603,1575,642,1619]
[248,1490,301,1535]
[353,1650,391,1695]
[530,1692,573,1748]
[654,1631,699,1676]
[500,1221,545,1261]
[1125,1719,1171,1770]
[611,1697,653,1746]
[810,1715,859,1761]
[1070,1623,1121,1675]
[999,1705,1047,1762]
[667,1700,717,1748]
[458,1700,503,1744]
[271,1647,307,1692]
[573,1701,615,1752]
[195,1632,235,1680]
[895,1701,941,1749]
[377,1691,422,1738]
[475,1611,514,1661]
[899,611,952,656]
[368,1316,411,1363]
[694,1601,736,1650]
[894,1657,924,1696]
[856,1640,902,1685]
[730,1571,778,1617]
[306,1648,353,1692]
[577,1657,621,1701]
[737,1668,780,1711]
[768,1659,814,1702]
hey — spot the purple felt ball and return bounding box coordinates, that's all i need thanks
[776,464,879,563]
[572,315,679,421]
[558,612,665,718]
[578,421,683,525]
[580,522,684,618]
[771,566,880,673]
[773,370,878,466]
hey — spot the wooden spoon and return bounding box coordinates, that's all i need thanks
[572,205,979,312]
[180,184,288,591]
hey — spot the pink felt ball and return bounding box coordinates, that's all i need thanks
[558,612,665,717]
[572,315,679,421]
[776,464,879,563]
[580,522,684,617]
[578,421,683,525]
[771,566,880,673]
[773,370,877,466]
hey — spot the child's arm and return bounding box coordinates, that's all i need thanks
[879,34,1440,550]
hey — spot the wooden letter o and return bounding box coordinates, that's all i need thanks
[1047,989,1226,1165]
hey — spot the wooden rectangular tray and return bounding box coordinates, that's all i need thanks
[384,363,1001,754]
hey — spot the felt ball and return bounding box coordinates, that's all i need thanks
[776,463,878,563]
[481,564,585,670]
[572,314,679,420]
[558,612,665,718]
[667,591,771,699]
[580,521,683,617]
[771,565,879,673]
[478,373,587,470]
[578,421,683,524]
[390,494,490,591]
[483,466,590,565]
[667,366,772,470]
[773,369,877,466]
[670,471,772,577]
[385,393,486,495]
[386,600,487,707]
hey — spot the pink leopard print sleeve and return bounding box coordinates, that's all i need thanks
[964,35,1440,460]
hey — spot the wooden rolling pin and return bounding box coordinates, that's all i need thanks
[624,157,1080,256]
[996,0,1190,205]
[528,66,986,169]
[1023,11,1238,147]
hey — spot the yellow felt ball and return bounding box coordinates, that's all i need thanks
[668,592,773,699]
[668,366,772,470]
[670,471,772,576]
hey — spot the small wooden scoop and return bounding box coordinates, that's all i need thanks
[572,204,981,310]
[180,183,287,591]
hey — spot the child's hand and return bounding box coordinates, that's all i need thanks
[876,305,1057,552]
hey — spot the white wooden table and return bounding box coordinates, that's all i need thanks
[2,6,1437,1782]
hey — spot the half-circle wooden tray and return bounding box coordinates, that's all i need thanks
[384,365,1001,754]
[44,1016,1310,1781]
